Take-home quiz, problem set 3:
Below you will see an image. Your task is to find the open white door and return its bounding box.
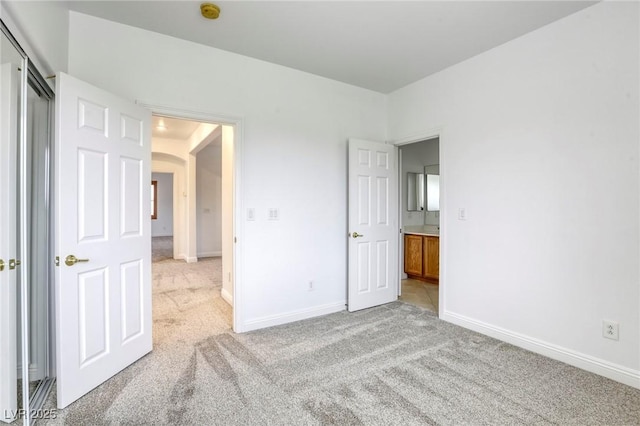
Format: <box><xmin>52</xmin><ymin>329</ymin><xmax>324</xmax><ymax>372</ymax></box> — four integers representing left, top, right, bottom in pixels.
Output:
<box><xmin>0</xmin><ymin>63</ymin><xmax>19</xmax><ymax>423</ymax></box>
<box><xmin>55</xmin><ymin>73</ymin><xmax>152</xmax><ymax>408</ymax></box>
<box><xmin>347</xmin><ymin>138</ymin><xmax>398</xmax><ymax>312</ymax></box>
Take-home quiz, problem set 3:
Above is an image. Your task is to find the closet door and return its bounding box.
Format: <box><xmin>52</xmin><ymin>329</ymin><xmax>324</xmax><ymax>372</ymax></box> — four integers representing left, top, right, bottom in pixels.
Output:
<box><xmin>0</xmin><ymin>39</ymin><xmax>22</xmax><ymax>423</ymax></box>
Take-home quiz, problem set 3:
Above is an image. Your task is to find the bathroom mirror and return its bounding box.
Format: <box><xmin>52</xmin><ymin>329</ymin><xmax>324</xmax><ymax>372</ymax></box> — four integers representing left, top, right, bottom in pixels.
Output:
<box><xmin>424</xmin><ymin>164</ymin><xmax>440</xmax><ymax>212</ymax></box>
<box><xmin>407</xmin><ymin>172</ymin><xmax>425</xmax><ymax>211</ymax></box>
<box><xmin>426</xmin><ymin>174</ymin><xmax>440</xmax><ymax>211</ymax></box>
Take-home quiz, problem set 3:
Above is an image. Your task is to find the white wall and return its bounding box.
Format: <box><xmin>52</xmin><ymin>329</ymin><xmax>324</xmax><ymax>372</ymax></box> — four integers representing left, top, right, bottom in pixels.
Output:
<box><xmin>196</xmin><ymin>142</ymin><xmax>222</xmax><ymax>257</ymax></box>
<box><xmin>151</xmin><ymin>172</ymin><xmax>173</xmax><ymax>237</ymax></box>
<box><xmin>67</xmin><ymin>12</ymin><xmax>387</xmax><ymax>329</ymax></box>
<box><xmin>389</xmin><ymin>2</ymin><xmax>639</xmax><ymax>387</ymax></box>
<box><xmin>401</xmin><ymin>138</ymin><xmax>439</xmax><ymax>227</ymax></box>
<box><xmin>1</xmin><ymin>1</ymin><xmax>69</xmax><ymax>85</ymax></box>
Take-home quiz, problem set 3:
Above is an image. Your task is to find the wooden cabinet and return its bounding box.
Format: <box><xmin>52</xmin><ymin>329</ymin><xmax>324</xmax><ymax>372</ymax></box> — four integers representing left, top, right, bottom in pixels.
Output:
<box><xmin>404</xmin><ymin>234</ymin><xmax>423</xmax><ymax>276</ymax></box>
<box><xmin>423</xmin><ymin>236</ymin><xmax>440</xmax><ymax>280</ymax></box>
<box><xmin>404</xmin><ymin>234</ymin><xmax>439</xmax><ymax>283</ymax></box>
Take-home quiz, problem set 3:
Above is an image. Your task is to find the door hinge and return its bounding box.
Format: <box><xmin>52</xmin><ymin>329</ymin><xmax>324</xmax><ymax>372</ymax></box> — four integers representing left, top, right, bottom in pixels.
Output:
<box><xmin>234</xmin><ymin>237</ymin><xmax>237</xmax><ymax>243</ymax></box>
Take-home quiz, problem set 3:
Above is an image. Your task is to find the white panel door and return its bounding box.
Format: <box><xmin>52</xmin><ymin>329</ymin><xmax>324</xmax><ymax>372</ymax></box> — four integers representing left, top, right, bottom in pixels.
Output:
<box><xmin>55</xmin><ymin>73</ymin><xmax>152</xmax><ymax>409</ymax></box>
<box><xmin>347</xmin><ymin>138</ymin><xmax>398</xmax><ymax>312</ymax></box>
<box><xmin>0</xmin><ymin>63</ymin><xmax>19</xmax><ymax>423</ymax></box>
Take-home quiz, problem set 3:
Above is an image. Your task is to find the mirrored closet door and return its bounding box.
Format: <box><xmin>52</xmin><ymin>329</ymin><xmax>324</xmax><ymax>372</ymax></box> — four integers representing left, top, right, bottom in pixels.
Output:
<box><xmin>1</xmin><ymin>20</ymin><xmax>54</xmax><ymax>426</ymax></box>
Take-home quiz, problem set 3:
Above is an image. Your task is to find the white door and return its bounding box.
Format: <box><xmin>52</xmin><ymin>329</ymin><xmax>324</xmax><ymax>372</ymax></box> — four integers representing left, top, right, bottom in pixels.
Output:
<box><xmin>347</xmin><ymin>138</ymin><xmax>399</xmax><ymax>312</ymax></box>
<box><xmin>0</xmin><ymin>63</ymin><xmax>19</xmax><ymax>423</ymax></box>
<box><xmin>55</xmin><ymin>73</ymin><xmax>152</xmax><ymax>408</ymax></box>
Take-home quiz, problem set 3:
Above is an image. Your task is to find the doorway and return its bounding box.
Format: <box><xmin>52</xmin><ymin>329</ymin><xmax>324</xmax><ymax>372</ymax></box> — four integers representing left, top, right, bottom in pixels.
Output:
<box><xmin>151</xmin><ymin>172</ymin><xmax>174</xmax><ymax>262</ymax></box>
<box><xmin>397</xmin><ymin>136</ymin><xmax>441</xmax><ymax>315</ymax></box>
<box><xmin>149</xmin><ymin>112</ymin><xmax>236</xmax><ymax>326</ymax></box>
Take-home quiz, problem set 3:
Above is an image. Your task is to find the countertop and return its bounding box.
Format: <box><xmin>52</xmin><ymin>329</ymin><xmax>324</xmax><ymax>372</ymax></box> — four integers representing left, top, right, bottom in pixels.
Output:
<box><xmin>403</xmin><ymin>225</ymin><xmax>440</xmax><ymax>237</ymax></box>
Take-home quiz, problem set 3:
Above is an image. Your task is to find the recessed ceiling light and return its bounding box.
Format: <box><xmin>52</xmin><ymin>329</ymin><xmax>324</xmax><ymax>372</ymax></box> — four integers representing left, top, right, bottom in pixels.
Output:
<box><xmin>200</xmin><ymin>3</ymin><xmax>220</xmax><ymax>20</ymax></box>
<box><xmin>156</xmin><ymin>119</ymin><xmax>167</xmax><ymax>131</ymax></box>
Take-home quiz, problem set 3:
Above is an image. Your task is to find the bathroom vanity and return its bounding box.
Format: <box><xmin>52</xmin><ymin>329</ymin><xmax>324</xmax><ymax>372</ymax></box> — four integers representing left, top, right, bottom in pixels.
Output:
<box><xmin>404</xmin><ymin>227</ymin><xmax>439</xmax><ymax>283</ymax></box>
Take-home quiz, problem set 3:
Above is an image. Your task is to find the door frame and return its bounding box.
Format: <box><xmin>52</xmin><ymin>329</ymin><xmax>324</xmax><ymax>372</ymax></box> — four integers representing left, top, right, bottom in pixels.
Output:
<box><xmin>139</xmin><ymin>102</ymin><xmax>244</xmax><ymax>333</ymax></box>
<box><xmin>391</xmin><ymin>129</ymin><xmax>445</xmax><ymax>316</ymax></box>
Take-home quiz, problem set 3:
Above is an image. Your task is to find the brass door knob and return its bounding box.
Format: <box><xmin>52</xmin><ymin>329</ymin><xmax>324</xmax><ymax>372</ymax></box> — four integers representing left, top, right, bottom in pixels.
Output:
<box><xmin>351</xmin><ymin>232</ymin><xmax>364</xmax><ymax>238</ymax></box>
<box><xmin>0</xmin><ymin>259</ymin><xmax>4</xmax><ymax>272</ymax></box>
<box><xmin>65</xmin><ymin>255</ymin><xmax>90</xmax><ymax>266</ymax></box>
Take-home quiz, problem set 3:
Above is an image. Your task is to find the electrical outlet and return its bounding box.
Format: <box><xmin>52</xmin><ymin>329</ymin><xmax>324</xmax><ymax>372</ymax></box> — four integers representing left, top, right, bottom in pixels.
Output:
<box><xmin>602</xmin><ymin>320</ymin><xmax>619</xmax><ymax>341</ymax></box>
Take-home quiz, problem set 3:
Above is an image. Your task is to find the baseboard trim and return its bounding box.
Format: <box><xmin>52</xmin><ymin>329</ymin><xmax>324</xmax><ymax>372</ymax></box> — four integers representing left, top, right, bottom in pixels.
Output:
<box><xmin>198</xmin><ymin>251</ymin><xmax>222</xmax><ymax>258</ymax></box>
<box><xmin>242</xmin><ymin>301</ymin><xmax>346</xmax><ymax>332</ymax></box>
<box><xmin>16</xmin><ymin>364</ymin><xmax>43</xmax><ymax>380</ymax></box>
<box><xmin>441</xmin><ymin>310</ymin><xmax>640</xmax><ymax>389</ymax></box>
<box><xmin>221</xmin><ymin>287</ymin><xmax>233</xmax><ymax>306</ymax></box>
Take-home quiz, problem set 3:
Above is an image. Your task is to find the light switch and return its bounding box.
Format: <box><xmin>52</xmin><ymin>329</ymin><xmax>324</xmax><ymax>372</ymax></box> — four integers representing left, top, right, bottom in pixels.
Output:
<box><xmin>247</xmin><ymin>208</ymin><xmax>255</xmax><ymax>221</ymax></box>
<box><xmin>268</xmin><ymin>208</ymin><xmax>279</xmax><ymax>221</ymax></box>
<box><xmin>458</xmin><ymin>208</ymin><xmax>466</xmax><ymax>220</ymax></box>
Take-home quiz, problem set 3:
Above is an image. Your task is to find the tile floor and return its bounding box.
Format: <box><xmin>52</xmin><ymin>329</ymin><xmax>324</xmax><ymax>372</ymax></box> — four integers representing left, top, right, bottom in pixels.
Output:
<box><xmin>398</xmin><ymin>278</ymin><xmax>439</xmax><ymax>314</ymax></box>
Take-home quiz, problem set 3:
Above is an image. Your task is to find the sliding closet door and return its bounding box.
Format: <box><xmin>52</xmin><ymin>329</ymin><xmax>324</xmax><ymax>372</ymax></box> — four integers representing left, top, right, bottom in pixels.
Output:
<box><xmin>0</xmin><ymin>30</ymin><xmax>23</xmax><ymax>424</ymax></box>
<box><xmin>22</xmin><ymin>71</ymin><xmax>54</xmax><ymax>414</ymax></box>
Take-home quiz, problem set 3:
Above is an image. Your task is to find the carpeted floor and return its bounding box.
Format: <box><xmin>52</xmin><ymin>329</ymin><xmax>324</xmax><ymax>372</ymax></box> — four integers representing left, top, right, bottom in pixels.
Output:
<box><xmin>152</xmin><ymin>236</ymin><xmax>175</xmax><ymax>263</ymax></box>
<box><xmin>39</xmin><ymin>242</ymin><xmax>640</xmax><ymax>425</ymax></box>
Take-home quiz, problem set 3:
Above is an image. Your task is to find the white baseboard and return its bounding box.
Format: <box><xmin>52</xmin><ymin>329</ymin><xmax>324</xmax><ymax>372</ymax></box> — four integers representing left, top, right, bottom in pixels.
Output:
<box><xmin>241</xmin><ymin>301</ymin><xmax>346</xmax><ymax>332</ymax></box>
<box><xmin>16</xmin><ymin>364</ymin><xmax>43</xmax><ymax>380</ymax></box>
<box><xmin>197</xmin><ymin>251</ymin><xmax>222</xmax><ymax>258</ymax></box>
<box><xmin>441</xmin><ymin>310</ymin><xmax>640</xmax><ymax>389</ymax></box>
<box><xmin>173</xmin><ymin>254</ymin><xmax>198</xmax><ymax>263</ymax></box>
<box><xmin>221</xmin><ymin>287</ymin><xmax>232</xmax><ymax>306</ymax></box>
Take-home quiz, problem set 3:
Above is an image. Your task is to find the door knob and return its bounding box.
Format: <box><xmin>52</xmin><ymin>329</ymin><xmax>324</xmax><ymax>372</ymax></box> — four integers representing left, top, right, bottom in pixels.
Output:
<box><xmin>0</xmin><ymin>259</ymin><xmax>4</xmax><ymax>272</ymax></box>
<box><xmin>351</xmin><ymin>232</ymin><xmax>364</xmax><ymax>238</ymax></box>
<box><xmin>65</xmin><ymin>255</ymin><xmax>89</xmax><ymax>266</ymax></box>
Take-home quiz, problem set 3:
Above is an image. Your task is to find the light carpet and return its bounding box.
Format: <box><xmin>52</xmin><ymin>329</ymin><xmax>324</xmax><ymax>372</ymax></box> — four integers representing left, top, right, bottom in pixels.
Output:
<box><xmin>40</xmin><ymin>255</ymin><xmax>640</xmax><ymax>425</ymax></box>
<box><xmin>151</xmin><ymin>236</ymin><xmax>174</xmax><ymax>263</ymax></box>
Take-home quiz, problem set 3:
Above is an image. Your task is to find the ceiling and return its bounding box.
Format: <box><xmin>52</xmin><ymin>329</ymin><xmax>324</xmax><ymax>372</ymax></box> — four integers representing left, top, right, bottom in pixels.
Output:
<box><xmin>65</xmin><ymin>1</ymin><xmax>598</xmax><ymax>93</ymax></box>
<box><xmin>152</xmin><ymin>115</ymin><xmax>202</xmax><ymax>139</ymax></box>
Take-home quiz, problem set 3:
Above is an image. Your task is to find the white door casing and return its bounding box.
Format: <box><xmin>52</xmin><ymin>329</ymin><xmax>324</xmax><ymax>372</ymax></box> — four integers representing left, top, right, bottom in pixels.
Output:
<box><xmin>0</xmin><ymin>63</ymin><xmax>19</xmax><ymax>423</ymax></box>
<box><xmin>55</xmin><ymin>73</ymin><xmax>152</xmax><ymax>409</ymax></box>
<box><xmin>347</xmin><ymin>138</ymin><xmax>399</xmax><ymax>312</ymax></box>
